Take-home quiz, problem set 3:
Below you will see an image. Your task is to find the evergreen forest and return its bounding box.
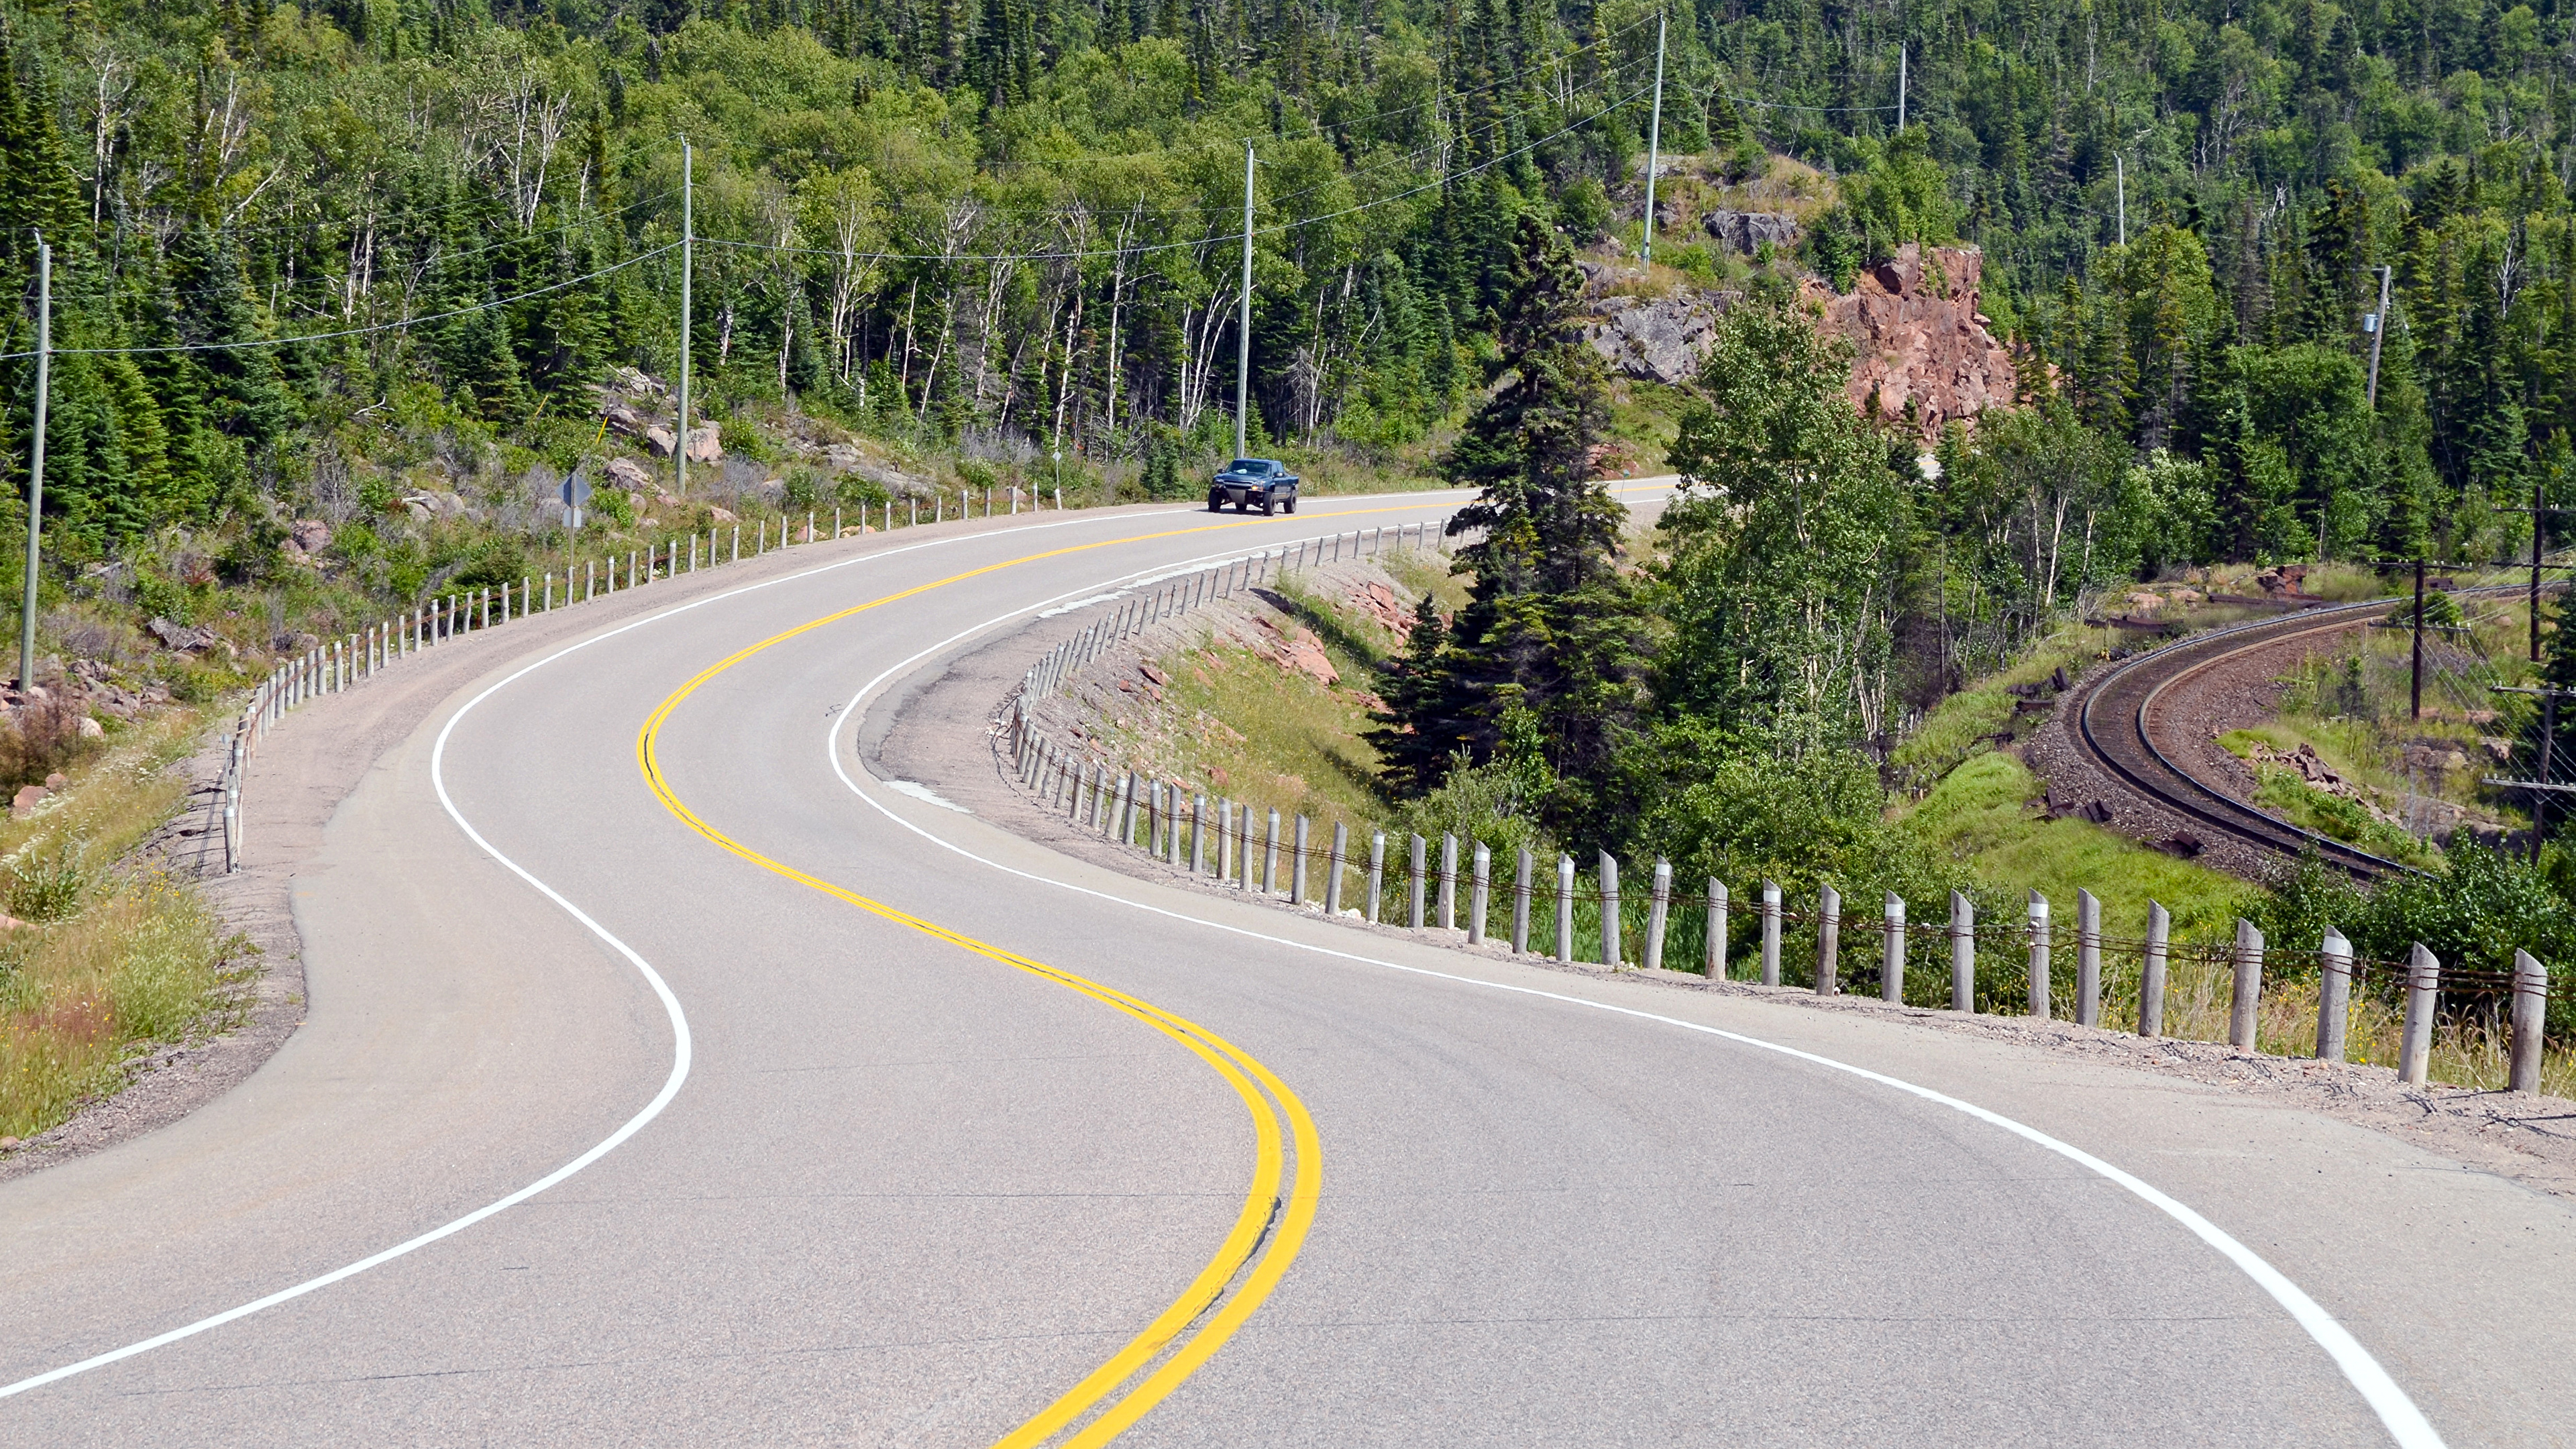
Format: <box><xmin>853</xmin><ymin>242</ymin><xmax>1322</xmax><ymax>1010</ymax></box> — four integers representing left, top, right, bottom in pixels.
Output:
<box><xmin>3</xmin><ymin>0</ymin><xmax>2576</xmax><ymax>951</ymax></box>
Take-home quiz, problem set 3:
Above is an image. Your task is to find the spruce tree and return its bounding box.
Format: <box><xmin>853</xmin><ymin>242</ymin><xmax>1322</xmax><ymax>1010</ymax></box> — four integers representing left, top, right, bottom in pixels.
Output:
<box><xmin>1368</xmin><ymin>211</ymin><xmax>1645</xmax><ymax>812</ymax></box>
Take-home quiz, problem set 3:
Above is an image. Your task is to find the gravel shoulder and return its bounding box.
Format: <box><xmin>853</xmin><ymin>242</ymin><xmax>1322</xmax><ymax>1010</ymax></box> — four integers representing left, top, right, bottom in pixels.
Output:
<box><xmin>0</xmin><ymin>519</ymin><xmax>1030</xmax><ymax>1184</ymax></box>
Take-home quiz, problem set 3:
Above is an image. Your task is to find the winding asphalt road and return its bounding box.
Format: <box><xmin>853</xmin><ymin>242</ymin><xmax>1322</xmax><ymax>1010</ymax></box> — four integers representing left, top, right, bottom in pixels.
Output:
<box><xmin>3</xmin><ymin>488</ymin><xmax>2573</xmax><ymax>1445</ymax></box>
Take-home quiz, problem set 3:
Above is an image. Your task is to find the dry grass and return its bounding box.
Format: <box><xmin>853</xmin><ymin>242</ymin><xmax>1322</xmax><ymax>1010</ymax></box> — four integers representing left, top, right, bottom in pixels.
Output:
<box><xmin>2061</xmin><ymin>947</ymin><xmax>2576</xmax><ymax>1093</ymax></box>
<box><xmin>0</xmin><ymin>710</ymin><xmax>254</xmax><ymax>1140</ymax></box>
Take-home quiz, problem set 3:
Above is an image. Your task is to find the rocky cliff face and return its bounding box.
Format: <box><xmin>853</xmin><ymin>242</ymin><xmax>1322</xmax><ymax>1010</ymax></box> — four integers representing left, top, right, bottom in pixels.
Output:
<box><xmin>1802</xmin><ymin>244</ymin><xmax>2021</xmax><ymax>439</ymax></box>
<box><xmin>1585</xmin><ymin>290</ymin><xmax>1728</xmax><ymax>386</ymax></box>
<box><xmin>1580</xmin><ymin>243</ymin><xmax>2022</xmax><ymax>439</ymax></box>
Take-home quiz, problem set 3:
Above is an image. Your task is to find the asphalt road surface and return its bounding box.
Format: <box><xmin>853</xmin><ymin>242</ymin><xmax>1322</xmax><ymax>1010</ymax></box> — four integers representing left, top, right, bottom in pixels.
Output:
<box><xmin>3</xmin><ymin>486</ymin><xmax>2571</xmax><ymax>1446</ymax></box>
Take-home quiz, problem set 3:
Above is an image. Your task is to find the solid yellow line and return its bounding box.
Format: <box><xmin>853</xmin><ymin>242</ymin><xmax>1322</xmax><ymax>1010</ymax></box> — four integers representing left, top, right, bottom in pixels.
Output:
<box><xmin>631</xmin><ymin>515</ymin><xmax>1338</xmax><ymax>1444</ymax></box>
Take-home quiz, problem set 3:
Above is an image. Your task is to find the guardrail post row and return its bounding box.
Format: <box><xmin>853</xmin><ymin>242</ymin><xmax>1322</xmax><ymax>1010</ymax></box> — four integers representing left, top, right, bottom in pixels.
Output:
<box><xmin>1554</xmin><ymin>855</ymin><xmax>1574</xmax><ymax>964</ymax></box>
<box><xmin>1645</xmin><ymin>859</ymin><xmax>1670</xmax><ymax>972</ymax></box>
<box><xmin>1326</xmin><ymin>821</ymin><xmax>1346</xmax><ymax>914</ymax></box>
<box><xmin>2139</xmin><ymin>900</ymin><xmax>2170</xmax><ymax>1036</ymax></box>
<box><xmin>1293</xmin><ymin>814</ymin><xmax>1310</xmax><ymax>903</ymax></box>
<box><xmin>1470</xmin><ymin>843</ymin><xmax>1493</xmax><ymax>945</ymax></box>
<box><xmin>1600</xmin><ymin>853</ymin><xmax>1622</xmax><ymax>967</ymax></box>
<box><xmin>1408</xmin><ymin>834</ymin><xmax>1427</xmax><ymax>928</ymax></box>
<box><xmin>1815</xmin><ymin>882</ymin><xmax>1839</xmax><ymax>996</ymax></box>
<box><xmin>2511</xmin><ymin>949</ymin><xmax>2548</xmax><ymax>1093</ymax></box>
<box><xmin>1707</xmin><ymin>878</ymin><xmax>1728</xmax><ymax>980</ymax></box>
<box><xmin>2027</xmin><ymin>891</ymin><xmax>2052</xmax><ymax>1020</ymax></box>
<box><xmin>2076</xmin><ymin>888</ymin><xmax>2102</xmax><ymax>1027</ymax></box>
<box><xmin>2228</xmin><ymin>918</ymin><xmax>2264</xmax><ymax>1049</ymax></box>
<box><xmin>1882</xmin><ymin>892</ymin><xmax>1905</xmax><ymax>1003</ymax></box>
<box><xmin>1367</xmin><ymin>830</ymin><xmax>1385</xmax><ymax>922</ymax></box>
<box><xmin>1438</xmin><ymin>833</ymin><xmax>1458</xmax><ymax>930</ymax></box>
<box><xmin>1265</xmin><ymin>809</ymin><xmax>1281</xmax><ymax>895</ymax></box>
<box><xmin>2399</xmin><ymin>944</ymin><xmax>2440</xmax><ymax>1085</ymax></box>
<box><xmin>1760</xmin><ymin>881</ymin><xmax>1782</xmax><ymax>987</ymax></box>
<box><xmin>2316</xmin><ymin>926</ymin><xmax>2353</xmax><ymax>1061</ymax></box>
<box><xmin>1193</xmin><ymin>794</ymin><xmax>1209</xmax><ymax>874</ymax></box>
<box><xmin>1950</xmin><ymin>890</ymin><xmax>1975</xmax><ymax>1010</ymax></box>
<box><xmin>1513</xmin><ymin>846</ymin><xmax>1532</xmax><ymax>953</ymax></box>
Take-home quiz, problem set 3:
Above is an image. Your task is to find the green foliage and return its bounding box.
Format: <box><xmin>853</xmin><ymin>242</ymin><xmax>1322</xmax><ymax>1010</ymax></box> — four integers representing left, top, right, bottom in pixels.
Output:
<box><xmin>2255</xmin><ymin>849</ymin><xmax>2576</xmax><ymax>1030</ymax></box>
<box><xmin>1660</xmin><ymin>294</ymin><xmax>1902</xmax><ymax>744</ymax></box>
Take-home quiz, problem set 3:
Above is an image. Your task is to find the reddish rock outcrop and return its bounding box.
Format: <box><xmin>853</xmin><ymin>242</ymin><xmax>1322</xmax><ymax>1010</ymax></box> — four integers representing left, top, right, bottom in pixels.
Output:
<box><xmin>1802</xmin><ymin>244</ymin><xmax>2021</xmax><ymax>440</ymax></box>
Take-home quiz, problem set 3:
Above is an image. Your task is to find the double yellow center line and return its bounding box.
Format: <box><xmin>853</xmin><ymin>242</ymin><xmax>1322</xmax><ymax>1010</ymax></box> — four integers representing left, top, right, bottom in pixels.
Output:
<box><xmin>633</xmin><ymin>516</ymin><xmax>1333</xmax><ymax>1443</ymax></box>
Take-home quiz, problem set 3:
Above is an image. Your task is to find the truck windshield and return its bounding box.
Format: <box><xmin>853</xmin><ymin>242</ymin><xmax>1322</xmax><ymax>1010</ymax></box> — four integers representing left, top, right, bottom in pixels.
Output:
<box><xmin>1228</xmin><ymin>459</ymin><xmax>1268</xmax><ymax>474</ymax></box>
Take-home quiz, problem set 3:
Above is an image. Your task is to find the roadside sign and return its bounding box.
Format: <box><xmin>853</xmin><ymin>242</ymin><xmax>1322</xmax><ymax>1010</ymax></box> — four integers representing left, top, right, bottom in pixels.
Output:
<box><xmin>563</xmin><ymin>468</ymin><xmax>592</xmax><ymax>531</ymax></box>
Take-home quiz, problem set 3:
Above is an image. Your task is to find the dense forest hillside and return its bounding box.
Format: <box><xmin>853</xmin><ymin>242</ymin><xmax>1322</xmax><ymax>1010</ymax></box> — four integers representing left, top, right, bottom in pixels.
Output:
<box><xmin>0</xmin><ymin>0</ymin><xmax>2567</xmax><ymax>731</ymax></box>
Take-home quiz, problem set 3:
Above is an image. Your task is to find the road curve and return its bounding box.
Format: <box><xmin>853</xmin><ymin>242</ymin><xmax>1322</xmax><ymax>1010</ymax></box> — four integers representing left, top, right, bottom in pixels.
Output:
<box><xmin>1</xmin><ymin>492</ymin><xmax>2572</xmax><ymax>1444</ymax></box>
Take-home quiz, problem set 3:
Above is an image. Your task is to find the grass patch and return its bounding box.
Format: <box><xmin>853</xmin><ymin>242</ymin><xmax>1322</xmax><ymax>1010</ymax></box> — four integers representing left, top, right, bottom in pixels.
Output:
<box><xmin>1904</xmin><ymin>752</ymin><xmax>2252</xmax><ymax>941</ymax></box>
<box><xmin>0</xmin><ymin>710</ymin><xmax>256</xmax><ymax>1141</ymax></box>
<box><xmin>1133</xmin><ymin>629</ymin><xmax>1389</xmax><ymax>837</ymax></box>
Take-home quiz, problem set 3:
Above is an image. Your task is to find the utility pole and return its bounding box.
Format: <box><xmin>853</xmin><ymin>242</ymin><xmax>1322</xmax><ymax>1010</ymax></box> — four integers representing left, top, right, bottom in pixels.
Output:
<box><xmin>1236</xmin><ymin>142</ymin><xmax>1254</xmax><ymax>461</ymax></box>
<box><xmin>1897</xmin><ymin>44</ymin><xmax>1907</xmax><ymax>131</ymax></box>
<box><xmin>2492</xmin><ymin>486</ymin><xmax>2576</xmax><ymax>661</ymax></box>
<box><xmin>2489</xmin><ymin>686</ymin><xmax>2575</xmax><ymax>860</ymax></box>
<box><xmin>18</xmin><ymin>235</ymin><xmax>48</xmax><ymax>693</ymax></box>
<box><xmin>678</xmin><ymin>138</ymin><xmax>694</xmax><ymax>496</ymax></box>
<box><xmin>1641</xmin><ymin>12</ymin><xmax>1666</xmax><ymax>265</ymax></box>
<box><xmin>2114</xmin><ymin>154</ymin><xmax>2126</xmax><ymax>246</ymax></box>
<box><xmin>2365</xmin><ymin>264</ymin><xmax>2392</xmax><ymax>407</ymax></box>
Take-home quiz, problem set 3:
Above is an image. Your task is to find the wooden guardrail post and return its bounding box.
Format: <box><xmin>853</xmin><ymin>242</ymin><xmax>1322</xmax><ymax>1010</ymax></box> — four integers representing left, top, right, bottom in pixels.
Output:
<box><xmin>1292</xmin><ymin>814</ymin><xmax>1310</xmax><ymax>902</ymax></box>
<box><xmin>1706</xmin><ymin>879</ymin><xmax>1729</xmax><ymax>981</ymax></box>
<box><xmin>1949</xmin><ymin>891</ymin><xmax>1974</xmax><ymax>1011</ymax></box>
<box><xmin>1555</xmin><ymin>854</ymin><xmax>1574</xmax><ymax>963</ymax></box>
<box><xmin>1470</xmin><ymin>843</ymin><xmax>1492</xmax><ymax>945</ymax></box>
<box><xmin>1326</xmin><ymin>821</ymin><xmax>1346</xmax><ymax>914</ymax></box>
<box><xmin>1882</xmin><ymin>892</ymin><xmax>1905</xmax><ymax>1003</ymax></box>
<box><xmin>1816</xmin><ymin>882</ymin><xmax>1840</xmax><ymax>996</ymax></box>
<box><xmin>1193</xmin><ymin>794</ymin><xmax>1209</xmax><ymax>873</ymax></box>
<box><xmin>2512</xmin><ymin>949</ymin><xmax>2548</xmax><ymax>1093</ymax></box>
<box><xmin>1367</xmin><ymin>830</ymin><xmax>1386</xmax><ymax>922</ymax></box>
<box><xmin>1438</xmin><ymin>833</ymin><xmax>1458</xmax><ymax>930</ymax></box>
<box><xmin>2400</xmin><ymin>944</ymin><xmax>2439</xmax><ymax>1085</ymax></box>
<box><xmin>1600</xmin><ymin>853</ymin><xmax>1622</xmax><ymax>967</ymax></box>
<box><xmin>2229</xmin><ymin>918</ymin><xmax>2265</xmax><ymax>1049</ymax></box>
<box><xmin>2140</xmin><ymin>902</ymin><xmax>2169</xmax><ymax>1037</ymax></box>
<box><xmin>1645</xmin><ymin>859</ymin><xmax>1671</xmax><ymax>972</ymax></box>
<box><xmin>2076</xmin><ymin>888</ymin><xmax>2102</xmax><ymax>1027</ymax></box>
<box><xmin>1513</xmin><ymin>847</ymin><xmax>1532</xmax><ymax>953</ymax></box>
<box><xmin>2316</xmin><ymin>926</ymin><xmax>2352</xmax><ymax>1062</ymax></box>
<box><xmin>1408</xmin><ymin>833</ymin><xmax>1427</xmax><ymax>928</ymax></box>
<box><xmin>1760</xmin><ymin>880</ymin><xmax>1782</xmax><ymax>987</ymax></box>
<box><xmin>2027</xmin><ymin>891</ymin><xmax>2051</xmax><ymax>1020</ymax></box>
<box><xmin>1265</xmin><ymin>808</ymin><xmax>1281</xmax><ymax>895</ymax></box>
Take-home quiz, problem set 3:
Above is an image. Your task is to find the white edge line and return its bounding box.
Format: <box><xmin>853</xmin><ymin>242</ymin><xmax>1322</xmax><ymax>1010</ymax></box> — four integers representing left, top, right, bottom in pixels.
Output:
<box><xmin>811</xmin><ymin>525</ymin><xmax>2445</xmax><ymax>1449</ymax></box>
<box><xmin>0</xmin><ymin>484</ymin><xmax>1656</xmax><ymax>1400</ymax></box>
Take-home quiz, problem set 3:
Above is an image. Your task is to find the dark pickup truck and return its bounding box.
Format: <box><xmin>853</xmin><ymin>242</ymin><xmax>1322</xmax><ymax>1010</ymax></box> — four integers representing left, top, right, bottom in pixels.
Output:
<box><xmin>1208</xmin><ymin>458</ymin><xmax>1299</xmax><ymax>515</ymax></box>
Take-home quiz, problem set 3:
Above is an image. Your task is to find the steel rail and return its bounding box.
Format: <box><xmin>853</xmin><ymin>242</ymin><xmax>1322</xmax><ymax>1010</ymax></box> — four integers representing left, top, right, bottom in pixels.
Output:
<box><xmin>2068</xmin><ymin>592</ymin><xmax>2520</xmax><ymax>879</ymax></box>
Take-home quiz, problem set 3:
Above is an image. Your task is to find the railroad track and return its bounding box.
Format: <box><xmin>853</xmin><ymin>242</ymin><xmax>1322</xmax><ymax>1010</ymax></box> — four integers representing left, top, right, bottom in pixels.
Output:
<box><xmin>2070</xmin><ymin>594</ymin><xmax>2471</xmax><ymax>879</ymax></box>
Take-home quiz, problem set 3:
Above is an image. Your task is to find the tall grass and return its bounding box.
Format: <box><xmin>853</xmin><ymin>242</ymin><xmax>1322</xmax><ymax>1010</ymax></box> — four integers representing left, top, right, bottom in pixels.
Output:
<box><xmin>0</xmin><ymin>710</ymin><xmax>254</xmax><ymax>1141</ymax></box>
